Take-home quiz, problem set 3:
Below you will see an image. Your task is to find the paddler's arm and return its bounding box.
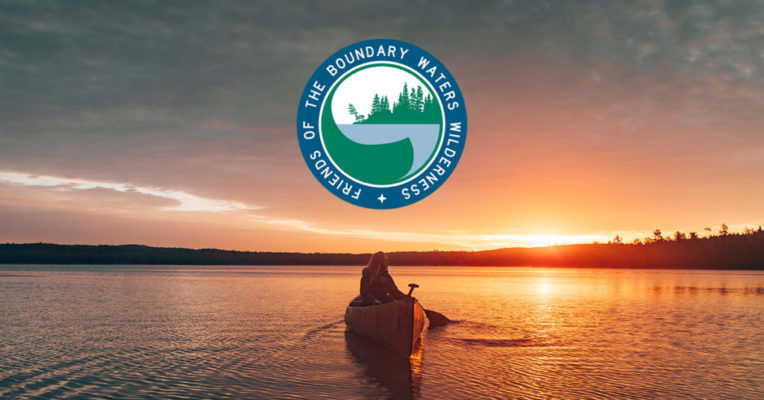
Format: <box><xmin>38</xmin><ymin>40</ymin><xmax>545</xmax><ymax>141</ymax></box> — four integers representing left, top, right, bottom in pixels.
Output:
<box><xmin>382</xmin><ymin>271</ymin><xmax>409</xmax><ymax>299</ymax></box>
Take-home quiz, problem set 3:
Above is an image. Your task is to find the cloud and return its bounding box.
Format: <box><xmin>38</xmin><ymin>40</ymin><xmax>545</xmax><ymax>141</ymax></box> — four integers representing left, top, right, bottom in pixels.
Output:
<box><xmin>6</xmin><ymin>169</ymin><xmax>759</xmax><ymax>250</ymax></box>
<box><xmin>3</xmin><ymin>1</ymin><xmax>762</xmax><ymax>135</ymax></box>
<box><xmin>0</xmin><ymin>169</ymin><xmax>631</xmax><ymax>249</ymax></box>
<box><xmin>253</xmin><ymin>215</ymin><xmax>620</xmax><ymax>249</ymax></box>
<box><xmin>0</xmin><ymin>171</ymin><xmax>258</xmax><ymax>212</ymax></box>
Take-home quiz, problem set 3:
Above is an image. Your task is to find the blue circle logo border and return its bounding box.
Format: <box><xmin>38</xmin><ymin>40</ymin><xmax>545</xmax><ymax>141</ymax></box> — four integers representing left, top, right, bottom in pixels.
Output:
<box><xmin>297</xmin><ymin>39</ymin><xmax>467</xmax><ymax>209</ymax></box>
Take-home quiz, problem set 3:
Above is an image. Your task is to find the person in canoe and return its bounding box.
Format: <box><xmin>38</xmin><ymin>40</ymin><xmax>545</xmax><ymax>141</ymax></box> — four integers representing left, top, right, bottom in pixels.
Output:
<box><xmin>359</xmin><ymin>251</ymin><xmax>409</xmax><ymax>305</ymax></box>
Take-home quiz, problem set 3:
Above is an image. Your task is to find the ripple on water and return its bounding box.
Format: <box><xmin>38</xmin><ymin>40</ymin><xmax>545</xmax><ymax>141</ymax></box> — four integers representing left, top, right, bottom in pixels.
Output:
<box><xmin>1</xmin><ymin>266</ymin><xmax>762</xmax><ymax>399</ymax></box>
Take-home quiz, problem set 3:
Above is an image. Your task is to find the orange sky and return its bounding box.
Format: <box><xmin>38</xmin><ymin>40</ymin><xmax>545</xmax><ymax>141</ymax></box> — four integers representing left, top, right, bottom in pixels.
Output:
<box><xmin>2</xmin><ymin>3</ymin><xmax>763</xmax><ymax>252</ymax></box>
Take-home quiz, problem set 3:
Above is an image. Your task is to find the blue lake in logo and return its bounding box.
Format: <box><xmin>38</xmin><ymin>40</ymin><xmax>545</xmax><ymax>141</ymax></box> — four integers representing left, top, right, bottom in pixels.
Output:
<box><xmin>335</xmin><ymin>124</ymin><xmax>440</xmax><ymax>179</ymax></box>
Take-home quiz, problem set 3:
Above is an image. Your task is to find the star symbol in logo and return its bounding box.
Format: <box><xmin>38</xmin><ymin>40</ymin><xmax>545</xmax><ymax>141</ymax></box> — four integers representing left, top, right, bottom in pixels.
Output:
<box><xmin>377</xmin><ymin>193</ymin><xmax>387</xmax><ymax>203</ymax></box>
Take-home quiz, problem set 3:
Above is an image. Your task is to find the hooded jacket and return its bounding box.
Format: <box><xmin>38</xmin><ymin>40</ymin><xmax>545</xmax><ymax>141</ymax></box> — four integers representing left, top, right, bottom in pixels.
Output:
<box><xmin>360</xmin><ymin>251</ymin><xmax>407</xmax><ymax>304</ymax></box>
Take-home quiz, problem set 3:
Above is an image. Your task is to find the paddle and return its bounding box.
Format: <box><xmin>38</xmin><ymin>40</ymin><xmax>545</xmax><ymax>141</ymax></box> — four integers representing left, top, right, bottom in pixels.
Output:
<box><xmin>424</xmin><ymin>309</ymin><xmax>450</xmax><ymax>328</ymax></box>
<box><xmin>408</xmin><ymin>283</ymin><xmax>450</xmax><ymax>329</ymax></box>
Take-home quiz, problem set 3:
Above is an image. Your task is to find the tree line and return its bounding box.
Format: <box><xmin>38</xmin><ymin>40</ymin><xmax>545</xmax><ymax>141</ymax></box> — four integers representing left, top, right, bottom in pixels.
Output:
<box><xmin>1</xmin><ymin>226</ymin><xmax>762</xmax><ymax>269</ymax></box>
<box><xmin>609</xmin><ymin>223</ymin><xmax>760</xmax><ymax>245</ymax></box>
<box><xmin>348</xmin><ymin>82</ymin><xmax>440</xmax><ymax>124</ymax></box>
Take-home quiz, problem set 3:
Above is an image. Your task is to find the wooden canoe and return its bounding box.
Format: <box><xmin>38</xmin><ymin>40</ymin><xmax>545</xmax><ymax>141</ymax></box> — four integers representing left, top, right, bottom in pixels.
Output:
<box><xmin>344</xmin><ymin>297</ymin><xmax>425</xmax><ymax>358</ymax></box>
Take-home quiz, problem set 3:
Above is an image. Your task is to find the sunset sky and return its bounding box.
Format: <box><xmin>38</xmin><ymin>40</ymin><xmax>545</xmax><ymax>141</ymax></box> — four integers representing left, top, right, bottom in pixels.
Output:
<box><xmin>2</xmin><ymin>1</ymin><xmax>763</xmax><ymax>252</ymax></box>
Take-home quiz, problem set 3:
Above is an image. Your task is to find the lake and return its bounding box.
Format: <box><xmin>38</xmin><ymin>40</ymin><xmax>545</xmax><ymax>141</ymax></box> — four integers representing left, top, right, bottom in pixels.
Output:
<box><xmin>1</xmin><ymin>265</ymin><xmax>762</xmax><ymax>399</ymax></box>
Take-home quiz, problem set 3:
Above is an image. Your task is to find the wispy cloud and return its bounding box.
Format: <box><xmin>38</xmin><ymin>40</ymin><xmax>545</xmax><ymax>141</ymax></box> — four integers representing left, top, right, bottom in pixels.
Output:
<box><xmin>0</xmin><ymin>170</ymin><xmax>621</xmax><ymax>249</ymax></box>
<box><xmin>1</xmin><ymin>168</ymin><xmax>663</xmax><ymax>250</ymax></box>
<box><xmin>0</xmin><ymin>171</ymin><xmax>258</xmax><ymax>212</ymax></box>
<box><xmin>253</xmin><ymin>215</ymin><xmax>619</xmax><ymax>249</ymax></box>
<box><xmin>5</xmin><ymin>170</ymin><xmax>752</xmax><ymax>250</ymax></box>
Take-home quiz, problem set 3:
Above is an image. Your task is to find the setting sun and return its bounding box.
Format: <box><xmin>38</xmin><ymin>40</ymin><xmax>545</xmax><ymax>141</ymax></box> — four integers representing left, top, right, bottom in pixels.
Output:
<box><xmin>480</xmin><ymin>233</ymin><xmax>608</xmax><ymax>248</ymax></box>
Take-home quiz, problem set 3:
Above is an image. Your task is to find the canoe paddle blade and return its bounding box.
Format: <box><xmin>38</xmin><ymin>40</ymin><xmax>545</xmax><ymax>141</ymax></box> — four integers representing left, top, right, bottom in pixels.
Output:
<box><xmin>424</xmin><ymin>309</ymin><xmax>450</xmax><ymax>329</ymax></box>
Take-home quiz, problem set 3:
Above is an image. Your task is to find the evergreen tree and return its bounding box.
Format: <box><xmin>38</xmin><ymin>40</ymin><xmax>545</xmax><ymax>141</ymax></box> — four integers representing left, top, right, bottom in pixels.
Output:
<box><xmin>400</xmin><ymin>83</ymin><xmax>409</xmax><ymax>110</ymax></box>
<box><xmin>423</xmin><ymin>93</ymin><xmax>439</xmax><ymax>120</ymax></box>
<box><xmin>371</xmin><ymin>94</ymin><xmax>381</xmax><ymax>114</ymax></box>
<box><xmin>348</xmin><ymin>103</ymin><xmax>362</xmax><ymax>122</ymax></box>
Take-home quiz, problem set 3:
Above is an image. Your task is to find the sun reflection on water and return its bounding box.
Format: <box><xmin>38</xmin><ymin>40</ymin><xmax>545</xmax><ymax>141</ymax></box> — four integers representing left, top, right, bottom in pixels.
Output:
<box><xmin>540</xmin><ymin>282</ymin><xmax>550</xmax><ymax>295</ymax></box>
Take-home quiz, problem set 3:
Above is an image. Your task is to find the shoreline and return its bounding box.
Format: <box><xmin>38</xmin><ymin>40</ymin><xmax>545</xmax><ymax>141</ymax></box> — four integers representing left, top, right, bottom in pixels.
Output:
<box><xmin>2</xmin><ymin>235</ymin><xmax>763</xmax><ymax>269</ymax></box>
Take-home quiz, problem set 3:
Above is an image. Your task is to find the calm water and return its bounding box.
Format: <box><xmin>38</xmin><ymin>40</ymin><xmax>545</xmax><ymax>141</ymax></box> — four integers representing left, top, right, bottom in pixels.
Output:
<box><xmin>1</xmin><ymin>265</ymin><xmax>763</xmax><ymax>399</ymax></box>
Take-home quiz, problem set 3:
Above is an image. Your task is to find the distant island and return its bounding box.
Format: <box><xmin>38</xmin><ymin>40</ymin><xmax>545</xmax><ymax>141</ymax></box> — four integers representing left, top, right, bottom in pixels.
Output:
<box><xmin>1</xmin><ymin>227</ymin><xmax>763</xmax><ymax>269</ymax></box>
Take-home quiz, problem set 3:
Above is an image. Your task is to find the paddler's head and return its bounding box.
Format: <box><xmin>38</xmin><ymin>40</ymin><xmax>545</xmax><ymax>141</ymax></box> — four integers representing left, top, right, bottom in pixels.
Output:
<box><xmin>366</xmin><ymin>251</ymin><xmax>388</xmax><ymax>278</ymax></box>
<box><xmin>379</xmin><ymin>253</ymin><xmax>389</xmax><ymax>273</ymax></box>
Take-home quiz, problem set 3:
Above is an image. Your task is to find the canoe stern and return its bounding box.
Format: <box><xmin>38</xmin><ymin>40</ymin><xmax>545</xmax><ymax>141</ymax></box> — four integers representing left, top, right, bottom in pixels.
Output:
<box><xmin>345</xmin><ymin>297</ymin><xmax>425</xmax><ymax>357</ymax></box>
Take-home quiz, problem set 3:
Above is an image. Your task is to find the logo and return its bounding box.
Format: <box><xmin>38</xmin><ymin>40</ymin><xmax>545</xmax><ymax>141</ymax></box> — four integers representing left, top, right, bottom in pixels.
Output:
<box><xmin>297</xmin><ymin>39</ymin><xmax>467</xmax><ymax>209</ymax></box>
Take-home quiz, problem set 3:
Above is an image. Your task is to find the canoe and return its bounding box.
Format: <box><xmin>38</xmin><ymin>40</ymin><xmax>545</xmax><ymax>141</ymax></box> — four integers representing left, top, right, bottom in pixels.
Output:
<box><xmin>344</xmin><ymin>296</ymin><xmax>425</xmax><ymax>358</ymax></box>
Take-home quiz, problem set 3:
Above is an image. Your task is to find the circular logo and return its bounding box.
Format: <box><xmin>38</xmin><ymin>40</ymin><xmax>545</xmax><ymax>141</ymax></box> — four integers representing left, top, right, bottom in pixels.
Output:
<box><xmin>297</xmin><ymin>39</ymin><xmax>467</xmax><ymax>209</ymax></box>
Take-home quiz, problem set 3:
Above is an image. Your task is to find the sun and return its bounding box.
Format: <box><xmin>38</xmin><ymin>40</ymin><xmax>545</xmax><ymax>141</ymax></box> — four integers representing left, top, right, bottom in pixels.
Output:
<box><xmin>479</xmin><ymin>233</ymin><xmax>607</xmax><ymax>248</ymax></box>
<box><xmin>523</xmin><ymin>234</ymin><xmax>578</xmax><ymax>247</ymax></box>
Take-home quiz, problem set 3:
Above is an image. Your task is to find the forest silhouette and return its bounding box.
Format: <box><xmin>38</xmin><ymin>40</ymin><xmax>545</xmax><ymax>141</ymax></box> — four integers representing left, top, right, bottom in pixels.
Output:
<box><xmin>348</xmin><ymin>82</ymin><xmax>440</xmax><ymax>124</ymax></box>
<box><xmin>2</xmin><ymin>226</ymin><xmax>762</xmax><ymax>269</ymax></box>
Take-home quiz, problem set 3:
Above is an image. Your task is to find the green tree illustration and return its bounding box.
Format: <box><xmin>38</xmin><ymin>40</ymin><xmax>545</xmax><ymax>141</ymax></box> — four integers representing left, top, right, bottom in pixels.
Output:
<box><xmin>415</xmin><ymin>86</ymin><xmax>424</xmax><ymax>112</ymax></box>
<box><xmin>380</xmin><ymin>96</ymin><xmax>390</xmax><ymax>117</ymax></box>
<box><xmin>348</xmin><ymin>103</ymin><xmax>363</xmax><ymax>123</ymax></box>
<box><xmin>371</xmin><ymin>94</ymin><xmax>381</xmax><ymax>114</ymax></box>
<box><xmin>350</xmin><ymin>83</ymin><xmax>441</xmax><ymax>124</ymax></box>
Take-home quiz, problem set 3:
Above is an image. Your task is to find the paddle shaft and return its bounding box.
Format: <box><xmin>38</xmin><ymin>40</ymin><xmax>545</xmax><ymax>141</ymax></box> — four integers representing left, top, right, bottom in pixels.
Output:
<box><xmin>407</xmin><ymin>283</ymin><xmax>419</xmax><ymax>296</ymax></box>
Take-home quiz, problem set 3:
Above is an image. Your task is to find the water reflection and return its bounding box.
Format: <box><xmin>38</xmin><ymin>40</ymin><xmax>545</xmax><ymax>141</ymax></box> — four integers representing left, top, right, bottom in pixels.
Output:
<box><xmin>2</xmin><ymin>266</ymin><xmax>762</xmax><ymax>399</ymax></box>
<box><xmin>345</xmin><ymin>331</ymin><xmax>423</xmax><ymax>400</ymax></box>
